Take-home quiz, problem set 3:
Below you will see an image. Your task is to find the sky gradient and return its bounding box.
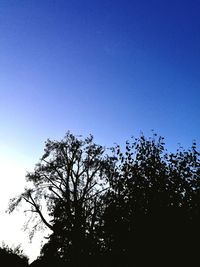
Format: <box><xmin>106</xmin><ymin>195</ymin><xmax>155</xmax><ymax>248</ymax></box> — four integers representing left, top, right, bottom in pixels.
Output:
<box><xmin>0</xmin><ymin>0</ymin><xmax>200</xmax><ymax>261</ymax></box>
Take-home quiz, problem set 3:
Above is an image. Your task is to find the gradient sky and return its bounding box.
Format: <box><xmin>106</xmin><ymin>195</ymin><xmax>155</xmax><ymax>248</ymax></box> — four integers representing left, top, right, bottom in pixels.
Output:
<box><xmin>0</xmin><ymin>0</ymin><xmax>200</xmax><ymax>261</ymax></box>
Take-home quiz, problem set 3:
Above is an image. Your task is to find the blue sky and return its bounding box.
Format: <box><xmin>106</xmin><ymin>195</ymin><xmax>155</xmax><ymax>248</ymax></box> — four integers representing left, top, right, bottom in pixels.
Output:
<box><xmin>1</xmin><ymin>0</ymin><xmax>200</xmax><ymax>153</ymax></box>
<box><xmin>0</xmin><ymin>0</ymin><xmax>200</xmax><ymax>260</ymax></box>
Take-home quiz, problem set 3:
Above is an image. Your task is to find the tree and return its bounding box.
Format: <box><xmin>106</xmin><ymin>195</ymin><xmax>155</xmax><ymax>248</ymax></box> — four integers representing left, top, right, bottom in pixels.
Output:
<box><xmin>102</xmin><ymin>134</ymin><xmax>200</xmax><ymax>265</ymax></box>
<box><xmin>8</xmin><ymin>132</ymin><xmax>111</xmax><ymax>266</ymax></box>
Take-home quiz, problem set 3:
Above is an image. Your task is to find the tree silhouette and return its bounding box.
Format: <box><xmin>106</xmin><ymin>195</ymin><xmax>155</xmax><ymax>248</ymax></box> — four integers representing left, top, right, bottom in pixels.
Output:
<box><xmin>102</xmin><ymin>134</ymin><xmax>200</xmax><ymax>265</ymax></box>
<box><xmin>8</xmin><ymin>132</ymin><xmax>200</xmax><ymax>266</ymax></box>
<box><xmin>8</xmin><ymin>132</ymin><xmax>111</xmax><ymax>266</ymax></box>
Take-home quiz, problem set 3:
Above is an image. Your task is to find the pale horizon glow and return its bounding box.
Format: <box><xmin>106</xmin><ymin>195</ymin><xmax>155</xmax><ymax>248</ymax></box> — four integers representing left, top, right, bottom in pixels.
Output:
<box><xmin>0</xmin><ymin>145</ymin><xmax>48</xmax><ymax>263</ymax></box>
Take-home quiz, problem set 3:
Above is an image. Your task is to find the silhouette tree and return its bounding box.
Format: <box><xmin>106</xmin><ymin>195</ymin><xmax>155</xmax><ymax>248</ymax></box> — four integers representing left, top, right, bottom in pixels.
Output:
<box><xmin>8</xmin><ymin>132</ymin><xmax>111</xmax><ymax>266</ymax></box>
<box><xmin>102</xmin><ymin>134</ymin><xmax>200</xmax><ymax>266</ymax></box>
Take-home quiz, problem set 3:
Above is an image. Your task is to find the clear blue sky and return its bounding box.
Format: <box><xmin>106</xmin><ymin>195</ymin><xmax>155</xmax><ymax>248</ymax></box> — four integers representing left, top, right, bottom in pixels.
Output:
<box><xmin>0</xmin><ymin>0</ymin><xmax>200</xmax><ymax>260</ymax></box>
<box><xmin>1</xmin><ymin>0</ymin><xmax>200</xmax><ymax>153</ymax></box>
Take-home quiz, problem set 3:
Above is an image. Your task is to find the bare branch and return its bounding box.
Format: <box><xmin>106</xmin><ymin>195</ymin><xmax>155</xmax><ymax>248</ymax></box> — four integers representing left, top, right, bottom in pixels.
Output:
<box><xmin>26</xmin><ymin>193</ymin><xmax>53</xmax><ymax>231</ymax></box>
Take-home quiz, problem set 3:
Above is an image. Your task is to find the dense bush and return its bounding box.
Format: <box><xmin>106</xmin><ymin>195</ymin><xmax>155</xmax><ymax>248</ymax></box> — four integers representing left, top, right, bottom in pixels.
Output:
<box><xmin>0</xmin><ymin>244</ymin><xmax>28</xmax><ymax>267</ymax></box>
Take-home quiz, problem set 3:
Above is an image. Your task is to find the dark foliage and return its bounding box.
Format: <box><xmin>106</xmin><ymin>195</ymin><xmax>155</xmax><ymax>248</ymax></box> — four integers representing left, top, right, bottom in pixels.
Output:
<box><xmin>9</xmin><ymin>132</ymin><xmax>200</xmax><ymax>266</ymax></box>
<box><xmin>0</xmin><ymin>244</ymin><xmax>28</xmax><ymax>267</ymax></box>
<box><xmin>102</xmin><ymin>134</ymin><xmax>200</xmax><ymax>266</ymax></box>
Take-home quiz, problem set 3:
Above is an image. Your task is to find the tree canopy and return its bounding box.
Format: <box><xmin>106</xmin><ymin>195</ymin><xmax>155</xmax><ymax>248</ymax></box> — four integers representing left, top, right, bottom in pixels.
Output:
<box><xmin>8</xmin><ymin>132</ymin><xmax>200</xmax><ymax>266</ymax></box>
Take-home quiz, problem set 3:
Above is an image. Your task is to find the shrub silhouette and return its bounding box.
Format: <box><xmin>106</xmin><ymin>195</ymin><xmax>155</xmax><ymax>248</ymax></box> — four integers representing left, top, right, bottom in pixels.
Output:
<box><xmin>0</xmin><ymin>244</ymin><xmax>28</xmax><ymax>267</ymax></box>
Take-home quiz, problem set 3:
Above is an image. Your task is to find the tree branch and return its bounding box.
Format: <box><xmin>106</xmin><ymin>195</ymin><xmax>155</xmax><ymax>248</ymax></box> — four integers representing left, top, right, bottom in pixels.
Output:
<box><xmin>24</xmin><ymin>193</ymin><xmax>53</xmax><ymax>231</ymax></box>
